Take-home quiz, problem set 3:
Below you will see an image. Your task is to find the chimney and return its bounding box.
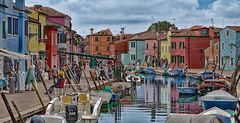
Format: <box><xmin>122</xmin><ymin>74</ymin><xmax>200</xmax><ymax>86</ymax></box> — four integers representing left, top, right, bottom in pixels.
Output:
<box><xmin>90</xmin><ymin>28</ymin><xmax>94</xmax><ymax>34</ymax></box>
<box><xmin>16</xmin><ymin>0</ymin><xmax>25</xmax><ymax>9</ymax></box>
<box><xmin>120</xmin><ymin>27</ymin><xmax>125</xmax><ymax>34</ymax></box>
<box><xmin>34</xmin><ymin>5</ymin><xmax>42</xmax><ymax>10</ymax></box>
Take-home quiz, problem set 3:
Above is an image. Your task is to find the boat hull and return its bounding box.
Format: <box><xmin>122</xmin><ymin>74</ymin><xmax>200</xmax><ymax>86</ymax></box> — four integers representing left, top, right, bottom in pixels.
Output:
<box><xmin>177</xmin><ymin>87</ymin><xmax>198</xmax><ymax>95</ymax></box>
<box><xmin>202</xmin><ymin>100</ymin><xmax>237</xmax><ymax>110</ymax></box>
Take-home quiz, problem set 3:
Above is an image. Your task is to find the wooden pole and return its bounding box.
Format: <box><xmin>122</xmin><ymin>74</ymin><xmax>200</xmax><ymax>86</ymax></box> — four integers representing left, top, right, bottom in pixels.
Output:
<box><xmin>11</xmin><ymin>101</ymin><xmax>24</xmax><ymax>123</ymax></box>
<box><xmin>81</xmin><ymin>67</ymin><xmax>91</xmax><ymax>91</ymax></box>
<box><xmin>32</xmin><ymin>81</ymin><xmax>45</xmax><ymax>110</ymax></box>
<box><xmin>89</xmin><ymin>71</ymin><xmax>99</xmax><ymax>90</ymax></box>
<box><xmin>64</xmin><ymin>70</ymin><xmax>77</xmax><ymax>93</ymax></box>
<box><xmin>40</xmin><ymin>74</ymin><xmax>52</xmax><ymax>101</ymax></box>
<box><xmin>1</xmin><ymin>92</ymin><xmax>16</xmax><ymax>122</ymax></box>
<box><xmin>95</xmin><ymin>69</ymin><xmax>105</xmax><ymax>89</ymax></box>
<box><xmin>221</xmin><ymin>62</ymin><xmax>226</xmax><ymax>76</ymax></box>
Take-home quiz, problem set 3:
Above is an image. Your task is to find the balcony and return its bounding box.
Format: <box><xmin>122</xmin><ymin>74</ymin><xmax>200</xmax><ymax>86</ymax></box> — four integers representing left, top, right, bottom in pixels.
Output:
<box><xmin>58</xmin><ymin>43</ymin><xmax>68</xmax><ymax>49</ymax></box>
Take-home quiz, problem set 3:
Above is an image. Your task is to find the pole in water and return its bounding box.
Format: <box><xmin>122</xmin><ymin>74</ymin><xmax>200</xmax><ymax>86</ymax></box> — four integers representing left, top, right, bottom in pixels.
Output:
<box><xmin>40</xmin><ymin>74</ymin><xmax>52</xmax><ymax>101</ymax></box>
<box><xmin>32</xmin><ymin>81</ymin><xmax>45</xmax><ymax>111</ymax></box>
<box><xmin>1</xmin><ymin>92</ymin><xmax>16</xmax><ymax>122</ymax></box>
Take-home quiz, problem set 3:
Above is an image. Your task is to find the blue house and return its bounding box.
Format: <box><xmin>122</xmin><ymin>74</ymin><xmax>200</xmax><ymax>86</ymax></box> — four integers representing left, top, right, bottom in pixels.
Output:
<box><xmin>220</xmin><ymin>26</ymin><xmax>240</xmax><ymax>70</ymax></box>
<box><xmin>0</xmin><ymin>0</ymin><xmax>28</xmax><ymax>72</ymax></box>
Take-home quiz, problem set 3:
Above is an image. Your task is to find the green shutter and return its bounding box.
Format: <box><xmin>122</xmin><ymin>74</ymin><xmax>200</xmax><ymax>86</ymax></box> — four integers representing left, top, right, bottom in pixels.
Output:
<box><xmin>2</xmin><ymin>21</ymin><xmax>6</xmax><ymax>39</ymax></box>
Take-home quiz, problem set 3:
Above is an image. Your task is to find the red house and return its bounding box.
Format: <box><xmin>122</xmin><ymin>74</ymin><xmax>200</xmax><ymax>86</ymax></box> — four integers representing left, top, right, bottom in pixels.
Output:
<box><xmin>170</xmin><ymin>26</ymin><xmax>211</xmax><ymax>69</ymax></box>
<box><xmin>109</xmin><ymin>32</ymin><xmax>133</xmax><ymax>63</ymax></box>
<box><xmin>46</xmin><ymin>20</ymin><xmax>58</xmax><ymax>69</ymax></box>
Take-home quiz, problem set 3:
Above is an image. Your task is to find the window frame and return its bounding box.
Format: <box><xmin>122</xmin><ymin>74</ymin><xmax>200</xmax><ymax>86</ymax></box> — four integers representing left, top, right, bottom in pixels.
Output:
<box><xmin>131</xmin><ymin>42</ymin><xmax>135</xmax><ymax>48</ymax></box>
<box><xmin>2</xmin><ymin>20</ymin><xmax>6</xmax><ymax>39</ymax></box>
<box><xmin>13</xmin><ymin>17</ymin><xmax>18</xmax><ymax>35</ymax></box>
<box><xmin>7</xmin><ymin>16</ymin><xmax>12</xmax><ymax>35</ymax></box>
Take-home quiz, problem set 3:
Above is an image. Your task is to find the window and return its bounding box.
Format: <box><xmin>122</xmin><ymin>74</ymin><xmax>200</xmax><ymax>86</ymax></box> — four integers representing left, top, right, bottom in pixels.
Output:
<box><xmin>226</xmin><ymin>30</ymin><xmax>229</xmax><ymax>36</ymax></box>
<box><xmin>230</xmin><ymin>45</ymin><xmax>233</xmax><ymax>50</ymax></box>
<box><xmin>107</xmin><ymin>37</ymin><xmax>111</xmax><ymax>41</ymax></box>
<box><xmin>215</xmin><ymin>44</ymin><xmax>218</xmax><ymax>49</ymax></box>
<box><xmin>201</xmin><ymin>29</ymin><xmax>208</xmax><ymax>35</ymax></box>
<box><xmin>24</xmin><ymin>20</ymin><xmax>28</xmax><ymax>36</ymax></box>
<box><xmin>36</xmin><ymin>28</ymin><xmax>38</xmax><ymax>41</ymax></box>
<box><xmin>215</xmin><ymin>56</ymin><xmax>219</xmax><ymax>63</ymax></box>
<box><xmin>171</xmin><ymin>56</ymin><xmax>176</xmax><ymax>63</ymax></box>
<box><xmin>13</xmin><ymin>18</ymin><xmax>18</xmax><ymax>35</ymax></box>
<box><xmin>180</xmin><ymin>56</ymin><xmax>184</xmax><ymax>63</ymax></box>
<box><xmin>171</xmin><ymin>42</ymin><xmax>176</xmax><ymax>49</ymax></box>
<box><xmin>146</xmin><ymin>43</ymin><xmax>148</xmax><ymax>49</ymax></box>
<box><xmin>107</xmin><ymin>46</ymin><xmax>109</xmax><ymax>51</ymax></box>
<box><xmin>7</xmin><ymin>17</ymin><xmax>12</xmax><ymax>34</ymax></box>
<box><xmin>95</xmin><ymin>46</ymin><xmax>99</xmax><ymax>51</ymax></box>
<box><xmin>131</xmin><ymin>42</ymin><xmax>135</xmax><ymax>48</ymax></box>
<box><xmin>153</xmin><ymin>43</ymin><xmax>156</xmax><ymax>49</ymax></box>
<box><xmin>131</xmin><ymin>54</ymin><xmax>136</xmax><ymax>60</ymax></box>
<box><xmin>222</xmin><ymin>58</ymin><xmax>224</xmax><ymax>66</ymax></box>
<box><xmin>95</xmin><ymin>37</ymin><xmax>98</xmax><ymax>41</ymax></box>
<box><xmin>222</xmin><ymin>43</ymin><xmax>224</xmax><ymax>49</ymax></box>
<box><xmin>51</xmin><ymin>32</ymin><xmax>54</xmax><ymax>45</ymax></box>
<box><xmin>179</xmin><ymin>42</ymin><xmax>184</xmax><ymax>49</ymax></box>
<box><xmin>2</xmin><ymin>21</ymin><xmax>6</xmax><ymax>38</ymax></box>
<box><xmin>231</xmin><ymin>58</ymin><xmax>234</xmax><ymax>66</ymax></box>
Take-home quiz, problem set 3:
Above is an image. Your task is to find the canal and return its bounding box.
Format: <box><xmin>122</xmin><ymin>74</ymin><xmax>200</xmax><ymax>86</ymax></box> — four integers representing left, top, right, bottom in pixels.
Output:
<box><xmin>99</xmin><ymin>76</ymin><xmax>203</xmax><ymax>123</ymax></box>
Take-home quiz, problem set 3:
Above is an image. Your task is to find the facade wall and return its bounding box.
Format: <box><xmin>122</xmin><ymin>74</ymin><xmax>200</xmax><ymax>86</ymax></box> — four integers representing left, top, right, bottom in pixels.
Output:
<box><xmin>48</xmin><ymin>17</ymin><xmax>64</xmax><ymax>26</ymax></box>
<box><xmin>160</xmin><ymin>39</ymin><xmax>170</xmax><ymax>61</ymax></box>
<box><xmin>128</xmin><ymin>40</ymin><xmax>145</xmax><ymax>64</ymax></box>
<box><xmin>220</xmin><ymin>28</ymin><xmax>238</xmax><ymax>70</ymax></box>
<box><xmin>46</xmin><ymin>27</ymin><xmax>58</xmax><ymax>69</ymax></box>
<box><xmin>89</xmin><ymin>35</ymin><xmax>112</xmax><ymax>56</ymax></box>
<box><xmin>0</xmin><ymin>2</ymin><xmax>7</xmax><ymax>49</ymax></box>
<box><xmin>144</xmin><ymin>39</ymin><xmax>159</xmax><ymax>58</ymax></box>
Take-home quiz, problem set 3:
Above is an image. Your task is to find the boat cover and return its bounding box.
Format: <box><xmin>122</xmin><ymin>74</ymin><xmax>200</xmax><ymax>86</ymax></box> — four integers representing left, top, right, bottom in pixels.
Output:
<box><xmin>199</xmin><ymin>106</ymin><xmax>231</xmax><ymax>117</ymax></box>
<box><xmin>165</xmin><ymin>114</ymin><xmax>229</xmax><ymax>123</ymax></box>
<box><xmin>199</xmin><ymin>90</ymin><xmax>237</xmax><ymax>101</ymax></box>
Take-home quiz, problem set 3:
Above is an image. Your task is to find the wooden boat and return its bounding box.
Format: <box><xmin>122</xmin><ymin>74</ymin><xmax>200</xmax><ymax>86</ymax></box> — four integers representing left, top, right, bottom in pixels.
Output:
<box><xmin>177</xmin><ymin>87</ymin><xmax>198</xmax><ymax>95</ymax></box>
<box><xmin>199</xmin><ymin>90</ymin><xmax>238</xmax><ymax>110</ymax></box>
<box><xmin>199</xmin><ymin>79</ymin><xmax>228</xmax><ymax>95</ymax></box>
<box><xmin>125</xmin><ymin>75</ymin><xmax>141</xmax><ymax>83</ymax></box>
<box><xmin>27</xmin><ymin>93</ymin><xmax>103</xmax><ymax>123</ymax></box>
<box><xmin>177</xmin><ymin>95</ymin><xmax>198</xmax><ymax>104</ymax></box>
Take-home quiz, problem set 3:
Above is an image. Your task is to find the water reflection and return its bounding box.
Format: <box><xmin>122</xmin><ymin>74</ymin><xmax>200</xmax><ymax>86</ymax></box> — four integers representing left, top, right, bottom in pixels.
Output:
<box><xmin>99</xmin><ymin>76</ymin><xmax>202</xmax><ymax>123</ymax></box>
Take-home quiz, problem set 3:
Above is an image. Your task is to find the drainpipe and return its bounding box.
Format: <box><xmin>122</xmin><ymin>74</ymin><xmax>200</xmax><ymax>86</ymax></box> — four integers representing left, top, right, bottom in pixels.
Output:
<box><xmin>188</xmin><ymin>37</ymin><xmax>190</xmax><ymax>69</ymax></box>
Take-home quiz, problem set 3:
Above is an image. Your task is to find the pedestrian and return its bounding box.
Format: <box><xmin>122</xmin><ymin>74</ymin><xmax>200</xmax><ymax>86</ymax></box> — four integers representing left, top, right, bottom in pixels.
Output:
<box><xmin>54</xmin><ymin>71</ymin><xmax>65</xmax><ymax>95</ymax></box>
<box><xmin>25</xmin><ymin>64</ymin><xmax>37</xmax><ymax>91</ymax></box>
<box><xmin>52</xmin><ymin>65</ymin><xmax>58</xmax><ymax>84</ymax></box>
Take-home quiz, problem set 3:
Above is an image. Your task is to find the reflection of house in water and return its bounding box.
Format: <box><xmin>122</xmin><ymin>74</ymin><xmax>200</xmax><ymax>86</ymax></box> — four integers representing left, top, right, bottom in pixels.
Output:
<box><xmin>170</xmin><ymin>78</ymin><xmax>202</xmax><ymax>114</ymax></box>
<box><xmin>144</xmin><ymin>76</ymin><xmax>171</xmax><ymax>113</ymax></box>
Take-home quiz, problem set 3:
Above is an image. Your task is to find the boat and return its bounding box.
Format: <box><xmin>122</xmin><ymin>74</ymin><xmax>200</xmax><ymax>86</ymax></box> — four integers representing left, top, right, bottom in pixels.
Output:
<box><xmin>177</xmin><ymin>95</ymin><xmax>198</xmax><ymax>104</ymax></box>
<box><xmin>199</xmin><ymin>107</ymin><xmax>234</xmax><ymax>123</ymax></box>
<box><xmin>199</xmin><ymin>79</ymin><xmax>228</xmax><ymax>95</ymax></box>
<box><xmin>165</xmin><ymin>113</ymin><xmax>231</xmax><ymax>123</ymax></box>
<box><xmin>199</xmin><ymin>71</ymin><xmax>221</xmax><ymax>80</ymax></box>
<box><xmin>126</xmin><ymin>75</ymin><xmax>141</xmax><ymax>83</ymax></box>
<box><xmin>27</xmin><ymin>92</ymin><xmax>103</xmax><ymax>123</ymax></box>
<box><xmin>177</xmin><ymin>87</ymin><xmax>198</xmax><ymax>95</ymax></box>
<box><xmin>199</xmin><ymin>90</ymin><xmax>238</xmax><ymax>110</ymax></box>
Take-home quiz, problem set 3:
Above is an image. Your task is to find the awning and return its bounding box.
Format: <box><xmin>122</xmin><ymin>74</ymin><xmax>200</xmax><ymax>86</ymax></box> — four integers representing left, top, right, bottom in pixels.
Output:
<box><xmin>0</xmin><ymin>48</ymin><xmax>30</xmax><ymax>59</ymax></box>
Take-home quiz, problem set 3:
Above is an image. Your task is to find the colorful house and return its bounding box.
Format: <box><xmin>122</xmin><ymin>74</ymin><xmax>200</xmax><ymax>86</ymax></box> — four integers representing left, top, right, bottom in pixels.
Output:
<box><xmin>204</xmin><ymin>27</ymin><xmax>221</xmax><ymax>69</ymax></box>
<box><xmin>220</xmin><ymin>26</ymin><xmax>240</xmax><ymax>70</ymax></box>
<box><xmin>109</xmin><ymin>32</ymin><xmax>133</xmax><ymax>63</ymax></box>
<box><xmin>160</xmin><ymin>31</ymin><xmax>172</xmax><ymax>62</ymax></box>
<box><xmin>126</xmin><ymin>32</ymin><xmax>147</xmax><ymax>65</ymax></box>
<box><xmin>170</xmin><ymin>26</ymin><xmax>211</xmax><ymax>69</ymax></box>
<box><xmin>46</xmin><ymin>20</ymin><xmax>58</xmax><ymax>69</ymax></box>
<box><xmin>27</xmin><ymin>7</ymin><xmax>47</xmax><ymax>66</ymax></box>
<box><xmin>0</xmin><ymin>0</ymin><xmax>28</xmax><ymax>71</ymax></box>
<box><xmin>87</xmin><ymin>28</ymin><xmax>113</xmax><ymax>56</ymax></box>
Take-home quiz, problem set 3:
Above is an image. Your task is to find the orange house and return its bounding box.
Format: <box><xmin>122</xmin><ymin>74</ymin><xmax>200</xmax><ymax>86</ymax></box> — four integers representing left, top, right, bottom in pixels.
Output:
<box><xmin>87</xmin><ymin>29</ymin><xmax>113</xmax><ymax>56</ymax></box>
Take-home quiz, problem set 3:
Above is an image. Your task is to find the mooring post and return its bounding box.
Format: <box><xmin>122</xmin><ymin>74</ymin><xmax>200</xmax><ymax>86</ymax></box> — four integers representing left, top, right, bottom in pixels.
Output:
<box><xmin>1</xmin><ymin>92</ymin><xmax>16</xmax><ymax>122</ymax></box>
<box><xmin>32</xmin><ymin>81</ymin><xmax>45</xmax><ymax>111</ymax></box>
<box><xmin>89</xmin><ymin>71</ymin><xmax>99</xmax><ymax>90</ymax></box>
<box><xmin>40</xmin><ymin>74</ymin><xmax>52</xmax><ymax>101</ymax></box>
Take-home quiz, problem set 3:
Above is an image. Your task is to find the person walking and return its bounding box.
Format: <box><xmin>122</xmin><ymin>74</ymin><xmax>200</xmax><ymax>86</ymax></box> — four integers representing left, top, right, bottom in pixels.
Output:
<box><xmin>52</xmin><ymin>65</ymin><xmax>58</xmax><ymax>84</ymax></box>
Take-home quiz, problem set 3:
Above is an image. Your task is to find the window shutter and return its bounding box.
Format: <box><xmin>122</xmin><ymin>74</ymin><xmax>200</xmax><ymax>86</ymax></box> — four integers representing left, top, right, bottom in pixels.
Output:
<box><xmin>2</xmin><ymin>21</ymin><xmax>6</xmax><ymax>38</ymax></box>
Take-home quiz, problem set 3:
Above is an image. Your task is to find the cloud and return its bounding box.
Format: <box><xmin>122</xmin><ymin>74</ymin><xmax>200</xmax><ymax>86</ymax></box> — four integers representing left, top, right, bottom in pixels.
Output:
<box><xmin>26</xmin><ymin>0</ymin><xmax>240</xmax><ymax>36</ymax></box>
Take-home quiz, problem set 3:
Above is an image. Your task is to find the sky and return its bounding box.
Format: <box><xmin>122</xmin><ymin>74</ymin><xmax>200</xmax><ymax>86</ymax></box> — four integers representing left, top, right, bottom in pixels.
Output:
<box><xmin>25</xmin><ymin>0</ymin><xmax>240</xmax><ymax>36</ymax></box>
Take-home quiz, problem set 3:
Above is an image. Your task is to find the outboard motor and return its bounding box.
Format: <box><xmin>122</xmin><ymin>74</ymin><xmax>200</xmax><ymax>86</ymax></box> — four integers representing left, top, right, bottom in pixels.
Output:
<box><xmin>30</xmin><ymin>115</ymin><xmax>45</xmax><ymax>123</ymax></box>
<box><xmin>66</xmin><ymin>105</ymin><xmax>78</xmax><ymax>123</ymax></box>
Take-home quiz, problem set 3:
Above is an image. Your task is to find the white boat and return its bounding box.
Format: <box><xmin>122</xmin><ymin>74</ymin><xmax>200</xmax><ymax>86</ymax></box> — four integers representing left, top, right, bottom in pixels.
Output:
<box><xmin>27</xmin><ymin>93</ymin><xmax>102</xmax><ymax>123</ymax></box>
<box><xmin>126</xmin><ymin>75</ymin><xmax>141</xmax><ymax>83</ymax></box>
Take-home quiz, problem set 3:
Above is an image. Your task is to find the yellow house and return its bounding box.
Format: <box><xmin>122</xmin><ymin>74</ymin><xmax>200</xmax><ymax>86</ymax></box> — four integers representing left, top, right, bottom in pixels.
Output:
<box><xmin>28</xmin><ymin>8</ymin><xmax>47</xmax><ymax>65</ymax></box>
<box><xmin>160</xmin><ymin>31</ymin><xmax>171</xmax><ymax>61</ymax></box>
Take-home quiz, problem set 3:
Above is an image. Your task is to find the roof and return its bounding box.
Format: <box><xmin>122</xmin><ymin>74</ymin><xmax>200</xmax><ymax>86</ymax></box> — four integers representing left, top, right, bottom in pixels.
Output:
<box><xmin>91</xmin><ymin>29</ymin><xmax>113</xmax><ymax>36</ymax></box>
<box><xmin>190</xmin><ymin>25</ymin><xmax>206</xmax><ymax>30</ymax></box>
<box><xmin>227</xmin><ymin>26</ymin><xmax>240</xmax><ymax>32</ymax></box>
<box><xmin>31</xmin><ymin>6</ymin><xmax>71</xmax><ymax>19</ymax></box>
<box><xmin>46</xmin><ymin>20</ymin><xmax>60</xmax><ymax>28</ymax></box>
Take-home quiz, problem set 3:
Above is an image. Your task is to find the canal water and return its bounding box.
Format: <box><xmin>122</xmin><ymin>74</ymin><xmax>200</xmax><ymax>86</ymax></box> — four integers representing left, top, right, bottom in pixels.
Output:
<box><xmin>99</xmin><ymin>76</ymin><xmax>203</xmax><ymax>123</ymax></box>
